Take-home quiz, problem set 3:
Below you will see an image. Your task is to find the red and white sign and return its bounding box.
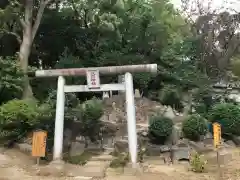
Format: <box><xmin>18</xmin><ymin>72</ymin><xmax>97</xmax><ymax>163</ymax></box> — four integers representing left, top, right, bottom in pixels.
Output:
<box><xmin>86</xmin><ymin>70</ymin><xmax>100</xmax><ymax>89</ymax></box>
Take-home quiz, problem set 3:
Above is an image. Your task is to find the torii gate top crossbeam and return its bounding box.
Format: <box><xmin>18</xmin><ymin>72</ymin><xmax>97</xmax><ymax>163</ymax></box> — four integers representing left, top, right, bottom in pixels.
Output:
<box><xmin>33</xmin><ymin>64</ymin><xmax>157</xmax><ymax>77</ymax></box>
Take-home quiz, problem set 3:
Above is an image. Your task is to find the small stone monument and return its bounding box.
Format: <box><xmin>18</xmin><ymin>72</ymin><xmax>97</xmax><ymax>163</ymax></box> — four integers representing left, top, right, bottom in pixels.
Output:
<box><xmin>102</xmin><ymin>91</ymin><xmax>109</xmax><ymax>99</ymax></box>
<box><xmin>163</xmin><ymin>106</ymin><xmax>176</xmax><ymax>119</ymax></box>
<box><xmin>134</xmin><ymin>89</ymin><xmax>141</xmax><ymax>98</ymax></box>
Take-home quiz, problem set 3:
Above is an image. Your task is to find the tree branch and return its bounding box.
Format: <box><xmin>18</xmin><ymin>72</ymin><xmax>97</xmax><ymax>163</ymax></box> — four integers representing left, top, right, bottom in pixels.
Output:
<box><xmin>20</xmin><ymin>18</ymin><xmax>26</xmax><ymax>28</ymax></box>
<box><xmin>0</xmin><ymin>29</ymin><xmax>22</xmax><ymax>43</ymax></box>
<box><xmin>31</xmin><ymin>0</ymin><xmax>50</xmax><ymax>42</ymax></box>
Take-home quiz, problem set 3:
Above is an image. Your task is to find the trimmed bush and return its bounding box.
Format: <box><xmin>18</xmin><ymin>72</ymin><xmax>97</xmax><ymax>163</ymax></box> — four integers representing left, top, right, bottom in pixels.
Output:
<box><xmin>158</xmin><ymin>85</ymin><xmax>184</xmax><ymax>112</ymax></box>
<box><xmin>0</xmin><ymin>99</ymin><xmax>54</xmax><ymax>145</ymax></box>
<box><xmin>0</xmin><ymin>99</ymin><xmax>39</xmax><ymax>142</ymax></box>
<box><xmin>0</xmin><ymin>56</ymin><xmax>23</xmax><ymax>104</ymax></box>
<box><xmin>110</xmin><ymin>152</ymin><xmax>129</xmax><ymax>168</ymax></box>
<box><xmin>149</xmin><ymin>115</ymin><xmax>173</xmax><ymax>144</ymax></box>
<box><xmin>75</xmin><ymin>97</ymin><xmax>103</xmax><ymax>144</ymax></box>
<box><xmin>182</xmin><ymin>114</ymin><xmax>208</xmax><ymax>141</ymax></box>
<box><xmin>209</xmin><ymin>103</ymin><xmax>240</xmax><ymax>136</ymax></box>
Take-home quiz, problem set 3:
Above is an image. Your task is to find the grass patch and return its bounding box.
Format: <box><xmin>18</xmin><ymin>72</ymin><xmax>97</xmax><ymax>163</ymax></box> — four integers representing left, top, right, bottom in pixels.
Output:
<box><xmin>109</xmin><ymin>152</ymin><xmax>129</xmax><ymax>168</ymax></box>
<box><xmin>63</xmin><ymin>151</ymin><xmax>98</xmax><ymax>165</ymax></box>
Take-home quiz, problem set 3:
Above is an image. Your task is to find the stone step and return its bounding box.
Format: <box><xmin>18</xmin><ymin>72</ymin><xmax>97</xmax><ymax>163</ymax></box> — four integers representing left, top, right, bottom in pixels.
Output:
<box><xmin>73</xmin><ymin>177</ymin><xmax>93</xmax><ymax>180</ymax></box>
<box><xmin>81</xmin><ymin>161</ymin><xmax>110</xmax><ymax>178</ymax></box>
<box><xmin>91</xmin><ymin>154</ymin><xmax>114</xmax><ymax>161</ymax></box>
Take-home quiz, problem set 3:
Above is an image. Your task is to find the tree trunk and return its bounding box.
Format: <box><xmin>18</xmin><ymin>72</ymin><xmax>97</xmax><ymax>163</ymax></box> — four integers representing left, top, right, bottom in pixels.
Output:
<box><xmin>19</xmin><ymin>0</ymin><xmax>49</xmax><ymax>99</ymax></box>
<box><xmin>19</xmin><ymin>30</ymin><xmax>33</xmax><ymax>99</ymax></box>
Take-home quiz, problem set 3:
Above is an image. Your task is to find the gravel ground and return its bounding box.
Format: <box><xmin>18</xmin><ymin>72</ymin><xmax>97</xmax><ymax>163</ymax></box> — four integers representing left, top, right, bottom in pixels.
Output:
<box><xmin>0</xmin><ymin>148</ymin><xmax>240</xmax><ymax>180</ymax></box>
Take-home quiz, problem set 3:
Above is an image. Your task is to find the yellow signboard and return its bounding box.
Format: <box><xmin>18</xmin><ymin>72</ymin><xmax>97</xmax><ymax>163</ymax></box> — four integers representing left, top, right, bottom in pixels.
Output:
<box><xmin>32</xmin><ymin>130</ymin><xmax>47</xmax><ymax>157</ymax></box>
<box><xmin>213</xmin><ymin>123</ymin><xmax>221</xmax><ymax>148</ymax></box>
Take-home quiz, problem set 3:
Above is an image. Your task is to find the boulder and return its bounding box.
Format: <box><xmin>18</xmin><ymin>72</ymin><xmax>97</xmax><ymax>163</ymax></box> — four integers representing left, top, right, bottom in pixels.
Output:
<box><xmin>146</xmin><ymin>143</ymin><xmax>161</xmax><ymax>156</ymax></box>
<box><xmin>171</xmin><ymin>146</ymin><xmax>191</xmax><ymax>162</ymax></box>
<box><xmin>63</xmin><ymin>128</ymin><xmax>72</xmax><ymax>149</ymax></box>
<box><xmin>114</xmin><ymin>140</ymin><xmax>128</xmax><ymax>153</ymax></box>
<box><xmin>232</xmin><ymin>136</ymin><xmax>240</xmax><ymax>146</ymax></box>
<box><xmin>163</xmin><ymin>106</ymin><xmax>176</xmax><ymax>119</ymax></box>
<box><xmin>188</xmin><ymin>141</ymin><xmax>213</xmax><ymax>153</ymax></box>
<box><xmin>159</xmin><ymin>145</ymin><xmax>170</xmax><ymax>153</ymax></box>
<box><xmin>207</xmin><ymin>148</ymin><xmax>233</xmax><ymax>164</ymax></box>
<box><xmin>86</xmin><ymin>141</ymin><xmax>102</xmax><ymax>152</ymax></box>
<box><xmin>167</xmin><ymin>123</ymin><xmax>183</xmax><ymax>145</ymax></box>
<box><xmin>101</xmin><ymin>121</ymin><xmax>119</xmax><ymax>136</ymax></box>
<box><xmin>69</xmin><ymin>141</ymin><xmax>85</xmax><ymax>157</ymax></box>
<box><xmin>15</xmin><ymin>143</ymin><xmax>32</xmax><ymax>154</ymax></box>
<box><xmin>102</xmin><ymin>137</ymin><xmax>115</xmax><ymax>149</ymax></box>
<box><xmin>203</xmin><ymin>137</ymin><xmax>213</xmax><ymax>146</ymax></box>
<box><xmin>225</xmin><ymin>140</ymin><xmax>236</xmax><ymax>147</ymax></box>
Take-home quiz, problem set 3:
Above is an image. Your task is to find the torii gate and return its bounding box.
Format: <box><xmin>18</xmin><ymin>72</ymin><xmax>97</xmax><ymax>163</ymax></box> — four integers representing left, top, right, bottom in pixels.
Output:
<box><xmin>34</xmin><ymin>64</ymin><xmax>157</xmax><ymax>167</ymax></box>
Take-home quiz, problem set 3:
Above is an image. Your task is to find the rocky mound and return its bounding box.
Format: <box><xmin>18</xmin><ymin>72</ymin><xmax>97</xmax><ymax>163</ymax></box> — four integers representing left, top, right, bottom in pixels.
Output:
<box><xmin>101</xmin><ymin>94</ymin><xmax>174</xmax><ymax>123</ymax></box>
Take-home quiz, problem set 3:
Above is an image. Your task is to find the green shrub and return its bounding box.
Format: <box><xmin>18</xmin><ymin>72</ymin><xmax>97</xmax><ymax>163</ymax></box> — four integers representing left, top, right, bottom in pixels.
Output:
<box><xmin>110</xmin><ymin>152</ymin><xmax>129</xmax><ymax>168</ymax></box>
<box><xmin>158</xmin><ymin>85</ymin><xmax>184</xmax><ymax>112</ymax></box>
<box><xmin>0</xmin><ymin>56</ymin><xmax>23</xmax><ymax>104</ymax></box>
<box><xmin>209</xmin><ymin>103</ymin><xmax>240</xmax><ymax>136</ymax></box>
<box><xmin>0</xmin><ymin>99</ymin><xmax>39</xmax><ymax>142</ymax></box>
<box><xmin>190</xmin><ymin>152</ymin><xmax>207</xmax><ymax>173</ymax></box>
<box><xmin>64</xmin><ymin>151</ymin><xmax>97</xmax><ymax>165</ymax></box>
<box><xmin>149</xmin><ymin>115</ymin><xmax>173</xmax><ymax>144</ymax></box>
<box><xmin>74</xmin><ymin>97</ymin><xmax>103</xmax><ymax>144</ymax></box>
<box><xmin>182</xmin><ymin>114</ymin><xmax>208</xmax><ymax>141</ymax></box>
<box><xmin>0</xmin><ymin>99</ymin><xmax>54</xmax><ymax>145</ymax></box>
<box><xmin>79</xmin><ymin>97</ymin><xmax>103</xmax><ymax>121</ymax></box>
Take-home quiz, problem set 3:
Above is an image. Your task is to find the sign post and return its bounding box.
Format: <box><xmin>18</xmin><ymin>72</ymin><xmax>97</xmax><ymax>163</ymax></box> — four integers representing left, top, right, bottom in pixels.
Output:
<box><xmin>86</xmin><ymin>69</ymin><xmax>100</xmax><ymax>89</ymax></box>
<box><xmin>213</xmin><ymin>122</ymin><xmax>221</xmax><ymax>148</ymax></box>
<box><xmin>213</xmin><ymin>122</ymin><xmax>222</xmax><ymax>179</ymax></box>
<box><xmin>32</xmin><ymin>130</ymin><xmax>47</xmax><ymax>165</ymax></box>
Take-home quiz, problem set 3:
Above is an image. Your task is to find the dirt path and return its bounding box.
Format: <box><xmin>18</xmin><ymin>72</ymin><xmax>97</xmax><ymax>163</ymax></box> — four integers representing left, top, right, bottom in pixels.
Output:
<box><xmin>0</xmin><ymin>148</ymin><xmax>79</xmax><ymax>180</ymax></box>
<box><xmin>0</xmin><ymin>148</ymin><xmax>240</xmax><ymax>180</ymax></box>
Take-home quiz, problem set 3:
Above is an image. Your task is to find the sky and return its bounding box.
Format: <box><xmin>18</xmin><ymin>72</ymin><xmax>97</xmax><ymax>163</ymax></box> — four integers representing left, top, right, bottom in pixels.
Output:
<box><xmin>170</xmin><ymin>0</ymin><xmax>240</xmax><ymax>13</ymax></box>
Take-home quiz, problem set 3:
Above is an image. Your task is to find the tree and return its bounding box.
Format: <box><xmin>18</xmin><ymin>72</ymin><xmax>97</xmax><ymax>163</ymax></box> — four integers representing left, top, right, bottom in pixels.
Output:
<box><xmin>181</xmin><ymin>0</ymin><xmax>240</xmax><ymax>80</ymax></box>
<box><xmin>0</xmin><ymin>56</ymin><xmax>23</xmax><ymax>104</ymax></box>
<box><xmin>0</xmin><ymin>0</ymin><xmax>58</xmax><ymax>98</ymax></box>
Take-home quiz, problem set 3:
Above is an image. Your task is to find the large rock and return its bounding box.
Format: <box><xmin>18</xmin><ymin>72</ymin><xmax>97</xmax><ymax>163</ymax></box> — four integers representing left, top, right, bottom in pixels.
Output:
<box><xmin>188</xmin><ymin>141</ymin><xmax>213</xmax><ymax>153</ymax></box>
<box><xmin>171</xmin><ymin>146</ymin><xmax>191</xmax><ymax>162</ymax></box>
<box><xmin>166</xmin><ymin>123</ymin><xmax>183</xmax><ymax>145</ymax></box>
<box><xmin>170</xmin><ymin>141</ymin><xmax>191</xmax><ymax>162</ymax></box>
<box><xmin>232</xmin><ymin>136</ymin><xmax>240</xmax><ymax>146</ymax></box>
<box><xmin>206</xmin><ymin>148</ymin><xmax>233</xmax><ymax>164</ymax></box>
<box><xmin>146</xmin><ymin>143</ymin><xmax>161</xmax><ymax>156</ymax></box>
<box><xmin>86</xmin><ymin>141</ymin><xmax>102</xmax><ymax>152</ymax></box>
<box><xmin>63</xmin><ymin>128</ymin><xmax>72</xmax><ymax>150</ymax></box>
<box><xmin>101</xmin><ymin>121</ymin><xmax>119</xmax><ymax>136</ymax></box>
<box><xmin>163</xmin><ymin>106</ymin><xmax>176</xmax><ymax>119</ymax></box>
<box><xmin>159</xmin><ymin>145</ymin><xmax>170</xmax><ymax>153</ymax></box>
<box><xmin>225</xmin><ymin>140</ymin><xmax>236</xmax><ymax>147</ymax></box>
<box><xmin>69</xmin><ymin>141</ymin><xmax>85</xmax><ymax>157</ymax></box>
<box><xmin>102</xmin><ymin>136</ymin><xmax>115</xmax><ymax>149</ymax></box>
<box><xmin>114</xmin><ymin>139</ymin><xmax>128</xmax><ymax>153</ymax></box>
<box><xmin>15</xmin><ymin>143</ymin><xmax>32</xmax><ymax>154</ymax></box>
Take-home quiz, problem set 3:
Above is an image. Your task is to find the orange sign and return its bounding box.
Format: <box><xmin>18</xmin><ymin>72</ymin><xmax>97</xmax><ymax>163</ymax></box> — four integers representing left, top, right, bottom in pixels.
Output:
<box><xmin>213</xmin><ymin>123</ymin><xmax>221</xmax><ymax>148</ymax></box>
<box><xmin>32</xmin><ymin>130</ymin><xmax>47</xmax><ymax>157</ymax></box>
